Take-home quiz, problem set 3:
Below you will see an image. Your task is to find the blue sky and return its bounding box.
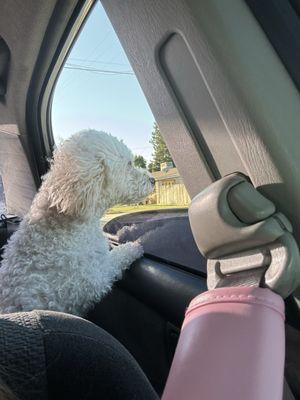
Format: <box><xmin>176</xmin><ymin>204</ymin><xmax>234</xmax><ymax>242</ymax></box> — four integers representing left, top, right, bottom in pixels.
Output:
<box><xmin>51</xmin><ymin>1</ymin><xmax>155</xmax><ymax>161</ymax></box>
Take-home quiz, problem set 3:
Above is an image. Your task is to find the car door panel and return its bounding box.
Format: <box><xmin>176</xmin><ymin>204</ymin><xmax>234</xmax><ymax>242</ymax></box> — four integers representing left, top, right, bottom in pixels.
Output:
<box><xmin>87</xmin><ymin>256</ymin><xmax>207</xmax><ymax>395</ymax></box>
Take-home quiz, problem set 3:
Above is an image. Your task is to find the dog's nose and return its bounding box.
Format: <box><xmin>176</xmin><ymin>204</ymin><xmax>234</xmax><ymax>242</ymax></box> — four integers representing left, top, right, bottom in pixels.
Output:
<box><xmin>149</xmin><ymin>177</ymin><xmax>155</xmax><ymax>186</ymax></box>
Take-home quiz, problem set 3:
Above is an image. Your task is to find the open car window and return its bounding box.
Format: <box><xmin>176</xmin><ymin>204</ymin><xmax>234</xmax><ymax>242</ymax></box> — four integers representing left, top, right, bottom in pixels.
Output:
<box><xmin>51</xmin><ymin>1</ymin><xmax>205</xmax><ymax>273</ymax></box>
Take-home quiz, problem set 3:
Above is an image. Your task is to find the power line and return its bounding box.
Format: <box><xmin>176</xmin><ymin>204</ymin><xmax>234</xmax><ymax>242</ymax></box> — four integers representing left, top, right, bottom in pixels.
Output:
<box><xmin>64</xmin><ymin>63</ymin><xmax>134</xmax><ymax>76</ymax></box>
<box><xmin>58</xmin><ymin>32</ymin><xmax>110</xmax><ymax>90</ymax></box>
<box><xmin>81</xmin><ymin>31</ymin><xmax>112</xmax><ymax>63</ymax></box>
<box><xmin>68</xmin><ymin>57</ymin><xmax>128</xmax><ymax>67</ymax></box>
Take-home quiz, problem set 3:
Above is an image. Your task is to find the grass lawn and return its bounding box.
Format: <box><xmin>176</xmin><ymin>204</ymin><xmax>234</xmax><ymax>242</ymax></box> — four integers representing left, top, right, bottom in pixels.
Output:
<box><xmin>106</xmin><ymin>204</ymin><xmax>188</xmax><ymax>214</ymax></box>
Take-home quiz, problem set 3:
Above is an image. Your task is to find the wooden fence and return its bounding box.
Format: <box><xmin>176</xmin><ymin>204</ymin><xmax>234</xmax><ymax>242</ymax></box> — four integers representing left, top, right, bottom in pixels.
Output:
<box><xmin>155</xmin><ymin>181</ymin><xmax>190</xmax><ymax>205</ymax></box>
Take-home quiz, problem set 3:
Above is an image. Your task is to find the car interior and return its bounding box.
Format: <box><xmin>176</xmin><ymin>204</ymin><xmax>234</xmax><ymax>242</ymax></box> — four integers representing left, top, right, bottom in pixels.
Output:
<box><xmin>0</xmin><ymin>0</ymin><xmax>300</xmax><ymax>399</ymax></box>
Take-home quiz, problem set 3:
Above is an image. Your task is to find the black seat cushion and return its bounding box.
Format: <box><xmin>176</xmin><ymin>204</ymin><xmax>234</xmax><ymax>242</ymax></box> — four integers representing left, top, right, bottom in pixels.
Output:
<box><xmin>0</xmin><ymin>310</ymin><xmax>159</xmax><ymax>400</ymax></box>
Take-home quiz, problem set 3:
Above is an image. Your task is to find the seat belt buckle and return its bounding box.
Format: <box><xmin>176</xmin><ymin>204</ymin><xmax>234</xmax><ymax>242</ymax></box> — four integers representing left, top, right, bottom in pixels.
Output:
<box><xmin>189</xmin><ymin>173</ymin><xmax>300</xmax><ymax>298</ymax></box>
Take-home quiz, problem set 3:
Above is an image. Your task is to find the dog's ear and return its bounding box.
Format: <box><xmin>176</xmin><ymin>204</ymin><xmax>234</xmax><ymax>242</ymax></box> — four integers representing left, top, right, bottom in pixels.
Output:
<box><xmin>46</xmin><ymin>155</ymin><xmax>107</xmax><ymax>218</ymax></box>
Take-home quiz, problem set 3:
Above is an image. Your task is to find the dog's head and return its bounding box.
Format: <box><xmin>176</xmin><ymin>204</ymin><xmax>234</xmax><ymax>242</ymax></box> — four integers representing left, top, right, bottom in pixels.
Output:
<box><xmin>44</xmin><ymin>130</ymin><xmax>155</xmax><ymax>218</ymax></box>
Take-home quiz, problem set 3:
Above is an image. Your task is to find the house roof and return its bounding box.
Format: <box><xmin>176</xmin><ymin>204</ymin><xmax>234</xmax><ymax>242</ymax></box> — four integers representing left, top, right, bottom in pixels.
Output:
<box><xmin>151</xmin><ymin>167</ymin><xmax>180</xmax><ymax>181</ymax></box>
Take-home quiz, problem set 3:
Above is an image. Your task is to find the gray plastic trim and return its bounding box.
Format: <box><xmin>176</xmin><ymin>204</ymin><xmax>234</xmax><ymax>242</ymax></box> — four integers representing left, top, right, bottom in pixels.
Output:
<box><xmin>188</xmin><ymin>174</ymin><xmax>300</xmax><ymax>298</ymax></box>
<box><xmin>188</xmin><ymin>174</ymin><xmax>285</xmax><ymax>258</ymax></box>
<box><xmin>159</xmin><ymin>33</ymin><xmax>246</xmax><ymax>181</ymax></box>
<box><xmin>228</xmin><ymin>181</ymin><xmax>276</xmax><ymax>224</ymax></box>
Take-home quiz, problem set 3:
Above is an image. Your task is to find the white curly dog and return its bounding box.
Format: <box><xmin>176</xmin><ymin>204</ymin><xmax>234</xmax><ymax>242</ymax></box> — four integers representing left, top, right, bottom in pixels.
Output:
<box><xmin>0</xmin><ymin>129</ymin><xmax>154</xmax><ymax>316</ymax></box>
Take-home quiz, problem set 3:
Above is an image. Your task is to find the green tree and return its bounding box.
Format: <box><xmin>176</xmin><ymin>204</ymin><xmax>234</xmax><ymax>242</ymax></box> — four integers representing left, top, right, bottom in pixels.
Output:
<box><xmin>134</xmin><ymin>154</ymin><xmax>147</xmax><ymax>169</ymax></box>
<box><xmin>147</xmin><ymin>161</ymin><xmax>154</xmax><ymax>173</ymax></box>
<box><xmin>148</xmin><ymin>123</ymin><xmax>174</xmax><ymax>172</ymax></box>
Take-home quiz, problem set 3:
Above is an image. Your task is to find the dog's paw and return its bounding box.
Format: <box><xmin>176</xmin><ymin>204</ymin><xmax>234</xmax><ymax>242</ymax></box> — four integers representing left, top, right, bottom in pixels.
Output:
<box><xmin>112</xmin><ymin>241</ymin><xmax>144</xmax><ymax>270</ymax></box>
<box><xmin>124</xmin><ymin>240</ymin><xmax>144</xmax><ymax>260</ymax></box>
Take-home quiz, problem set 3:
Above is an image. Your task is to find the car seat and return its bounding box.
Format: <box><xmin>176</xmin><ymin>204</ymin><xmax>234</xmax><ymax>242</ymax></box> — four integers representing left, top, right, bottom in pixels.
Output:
<box><xmin>0</xmin><ymin>310</ymin><xmax>159</xmax><ymax>400</ymax></box>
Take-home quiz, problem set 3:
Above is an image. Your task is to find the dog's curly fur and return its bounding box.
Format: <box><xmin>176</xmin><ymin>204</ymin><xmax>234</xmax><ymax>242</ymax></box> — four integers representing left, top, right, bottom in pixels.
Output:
<box><xmin>0</xmin><ymin>130</ymin><xmax>154</xmax><ymax>316</ymax></box>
